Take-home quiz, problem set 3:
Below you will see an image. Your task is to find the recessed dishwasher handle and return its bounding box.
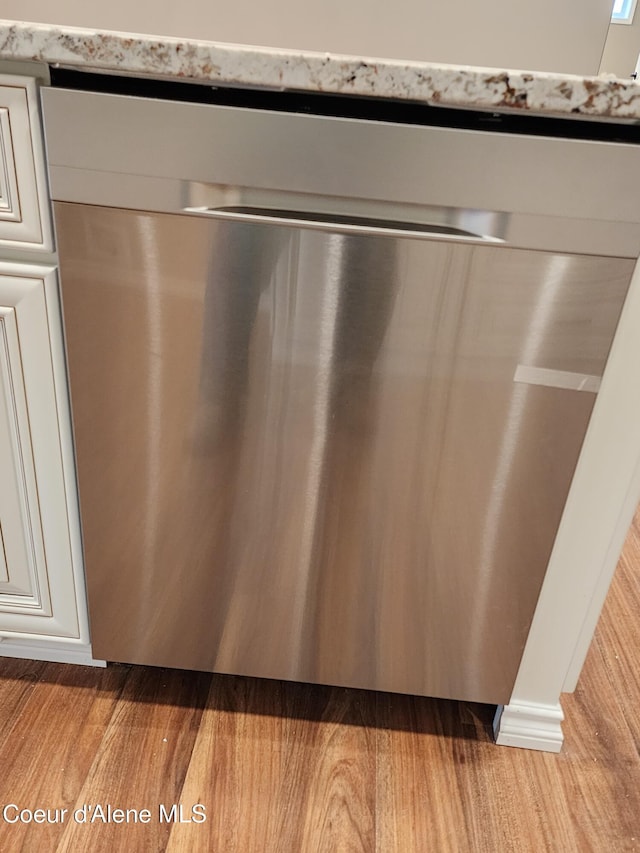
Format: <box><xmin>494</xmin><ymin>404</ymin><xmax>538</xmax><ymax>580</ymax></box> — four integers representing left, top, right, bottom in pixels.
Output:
<box><xmin>183</xmin><ymin>204</ymin><xmax>505</xmax><ymax>243</ymax></box>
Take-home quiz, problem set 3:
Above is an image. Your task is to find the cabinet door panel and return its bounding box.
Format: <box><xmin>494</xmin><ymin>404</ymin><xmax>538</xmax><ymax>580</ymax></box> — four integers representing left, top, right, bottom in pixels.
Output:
<box><xmin>0</xmin><ymin>299</ymin><xmax>51</xmax><ymax>611</ymax></box>
<box><xmin>0</xmin><ymin>265</ymin><xmax>80</xmax><ymax>638</ymax></box>
<box><xmin>0</xmin><ymin>76</ymin><xmax>52</xmax><ymax>250</ymax></box>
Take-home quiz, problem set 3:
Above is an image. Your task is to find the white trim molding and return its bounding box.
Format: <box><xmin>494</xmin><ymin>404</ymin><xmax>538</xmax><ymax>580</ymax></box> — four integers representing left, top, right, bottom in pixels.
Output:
<box><xmin>494</xmin><ymin>702</ymin><xmax>564</xmax><ymax>753</ymax></box>
<box><xmin>0</xmin><ymin>634</ymin><xmax>105</xmax><ymax>667</ymax></box>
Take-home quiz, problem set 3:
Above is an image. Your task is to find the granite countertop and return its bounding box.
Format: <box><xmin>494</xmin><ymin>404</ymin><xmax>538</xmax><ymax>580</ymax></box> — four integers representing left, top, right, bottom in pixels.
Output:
<box><xmin>2</xmin><ymin>19</ymin><xmax>640</xmax><ymax>121</ymax></box>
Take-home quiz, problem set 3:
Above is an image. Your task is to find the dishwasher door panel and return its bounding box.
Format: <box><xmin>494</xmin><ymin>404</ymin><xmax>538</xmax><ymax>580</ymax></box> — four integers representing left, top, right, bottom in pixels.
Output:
<box><xmin>55</xmin><ymin>201</ymin><xmax>633</xmax><ymax>704</ymax></box>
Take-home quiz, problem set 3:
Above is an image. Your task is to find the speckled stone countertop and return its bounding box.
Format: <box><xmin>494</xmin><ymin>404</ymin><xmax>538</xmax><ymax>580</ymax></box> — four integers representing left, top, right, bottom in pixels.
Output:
<box><xmin>2</xmin><ymin>19</ymin><xmax>640</xmax><ymax>121</ymax></box>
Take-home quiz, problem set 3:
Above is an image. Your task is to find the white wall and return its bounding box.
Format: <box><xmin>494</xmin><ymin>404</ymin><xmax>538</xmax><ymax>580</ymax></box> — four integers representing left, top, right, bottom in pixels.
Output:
<box><xmin>1</xmin><ymin>0</ymin><xmax>614</xmax><ymax>75</ymax></box>
<box><xmin>599</xmin><ymin>19</ymin><xmax>640</xmax><ymax>76</ymax></box>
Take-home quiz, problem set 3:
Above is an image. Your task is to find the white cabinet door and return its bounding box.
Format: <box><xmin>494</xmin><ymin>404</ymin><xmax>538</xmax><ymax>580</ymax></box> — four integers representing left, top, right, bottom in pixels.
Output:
<box><xmin>0</xmin><ymin>263</ymin><xmax>82</xmax><ymax>638</ymax></box>
<box><xmin>0</xmin><ymin>287</ymin><xmax>52</xmax><ymax>615</ymax></box>
<box><xmin>0</xmin><ymin>75</ymin><xmax>53</xmax><ymax>251</ymax></box>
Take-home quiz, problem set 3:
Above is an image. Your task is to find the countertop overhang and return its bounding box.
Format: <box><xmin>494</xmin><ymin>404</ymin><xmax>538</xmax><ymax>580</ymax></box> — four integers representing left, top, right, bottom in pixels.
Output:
<box><xmin>2</xmin><ymin>19</ymin><xmax>640</xmax><ymax>121</ymax></box>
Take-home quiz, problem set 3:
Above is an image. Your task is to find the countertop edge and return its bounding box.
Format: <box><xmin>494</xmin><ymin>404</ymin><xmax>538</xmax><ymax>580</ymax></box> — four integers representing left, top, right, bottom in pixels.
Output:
<box><xmin>2</xmin><ymin>19</ymin><xmax>640</xmax><ymax>120</ymax></box>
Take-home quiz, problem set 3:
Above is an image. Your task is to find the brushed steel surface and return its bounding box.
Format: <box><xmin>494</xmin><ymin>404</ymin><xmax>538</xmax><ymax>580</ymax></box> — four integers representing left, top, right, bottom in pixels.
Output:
<box><xmin>41</xmin><ymin>88</ymin><xmax>640</xmax><ymax>257</ymax></box>
<box><xmin>55</xmin><ymin>201</ymin><xmax>634</xmax><ymax>704</ymax></box>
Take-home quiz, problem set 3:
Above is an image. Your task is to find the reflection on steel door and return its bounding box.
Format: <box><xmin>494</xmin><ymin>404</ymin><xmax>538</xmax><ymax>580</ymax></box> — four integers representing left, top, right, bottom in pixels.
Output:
<box><xmin>57</xmin><ymin>201</ymin><xmax>633</xmax><ymax>704</ymax></box>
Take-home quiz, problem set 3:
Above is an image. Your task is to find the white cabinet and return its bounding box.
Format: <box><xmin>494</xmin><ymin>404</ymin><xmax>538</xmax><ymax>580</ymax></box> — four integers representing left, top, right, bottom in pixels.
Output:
<box><xmin>0</xmin><ymin>271</ymin><xmax>52</xmax><ymax>614</ymax></box>
<box><xmin>0</xmin><ymin>265</ymin><xmax>75</xmax><ymax>634</ymax></box>
<box><xmin>0</xmin><ymin>75</ymin><xmax>53</xmax><ymax>252</ymax></box>
<box><xmin>0</xmin><ymin>263</ymin><xmax>96</xmax><ymax>663</ymax></box>
<box><xmin>0</xmin><ymin>71</ymin><xmax>97</xmax><ymax>666</ymax></box>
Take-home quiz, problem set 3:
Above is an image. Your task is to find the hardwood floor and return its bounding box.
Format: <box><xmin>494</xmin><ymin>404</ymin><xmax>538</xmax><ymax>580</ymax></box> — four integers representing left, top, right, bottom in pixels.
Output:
<box><xmin>1</xmin><ymin>514</ymin><xmax>639</xmax><ymax>852</ymax></box>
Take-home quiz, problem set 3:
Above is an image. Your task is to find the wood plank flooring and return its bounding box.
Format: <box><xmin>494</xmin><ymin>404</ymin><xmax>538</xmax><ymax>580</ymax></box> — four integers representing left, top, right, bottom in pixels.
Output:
<box><xmin>1</xmin><ymin>512</ymin><xmax>640</xmax><ymax>852</ymax></box>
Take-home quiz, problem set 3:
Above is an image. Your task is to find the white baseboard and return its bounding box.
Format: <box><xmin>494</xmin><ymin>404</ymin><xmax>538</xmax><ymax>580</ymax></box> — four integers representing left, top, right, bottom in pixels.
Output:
<box><xmin>0</xmin><ymin>636</ymin><xmax>106</xmax><ymax>667</ymax></box>
<box><xmin>493</xmin><ymin>701</ymin><xmax>564</xmax><ymax>753</ymax></box>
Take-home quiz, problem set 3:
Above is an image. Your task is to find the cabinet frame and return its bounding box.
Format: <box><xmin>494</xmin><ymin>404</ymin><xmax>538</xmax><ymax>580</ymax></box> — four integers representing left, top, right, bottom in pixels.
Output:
<box><xmin>0</xmin><ymin>262</ymin><xmax>89</xmax><ymax>643</ymax></box>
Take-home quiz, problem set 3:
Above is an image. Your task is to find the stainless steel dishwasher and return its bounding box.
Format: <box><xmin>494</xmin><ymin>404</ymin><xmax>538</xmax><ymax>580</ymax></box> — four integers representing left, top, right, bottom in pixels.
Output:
<box><xmin>41</xmin><ymin>74</ymin><xmax>640</xmax><ymax>704</ymax></box>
